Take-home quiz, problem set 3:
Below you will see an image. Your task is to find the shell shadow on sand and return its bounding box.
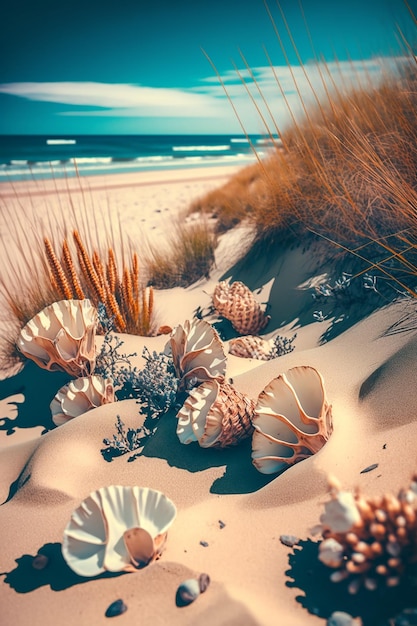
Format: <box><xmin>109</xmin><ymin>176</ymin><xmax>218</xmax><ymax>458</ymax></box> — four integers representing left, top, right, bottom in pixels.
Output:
<box><xmin>1</xmin><ymin>542</ymin><xmax>123</xmax><ymax>593</ymax></box>
<box><xmin>222</xmin><ymin>238</ymin><xmax>390</xmax><ymax>344</ymax></box>
<box><xmin>0</xmin><ymin>361</ymin><xmax>70</xmax><ymax>435</ymax></box>
<box><xmin>285</xmin><ymin>539</ymin><xmax>417</xmax><ymax>625</ymax></box>
<box><xmin>141</xmin><ymin>409</ymin><xmax>277</xmax><ymax>495</ymax></box>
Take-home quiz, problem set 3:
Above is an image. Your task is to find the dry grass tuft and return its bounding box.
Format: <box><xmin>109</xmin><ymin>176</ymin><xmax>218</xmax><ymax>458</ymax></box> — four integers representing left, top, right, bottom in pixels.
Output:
<box><xmin>144</xmin><ymin>216</ymin><xmax>217</xmax><ymax>289</ymax></box>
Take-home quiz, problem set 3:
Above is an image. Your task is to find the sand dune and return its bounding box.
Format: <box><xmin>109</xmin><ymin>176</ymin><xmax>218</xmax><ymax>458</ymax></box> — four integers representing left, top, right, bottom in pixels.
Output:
<box><xmin>1</xmin><ymin>166</ymin><xmax>417</xmax><ymax>625</ymax></box>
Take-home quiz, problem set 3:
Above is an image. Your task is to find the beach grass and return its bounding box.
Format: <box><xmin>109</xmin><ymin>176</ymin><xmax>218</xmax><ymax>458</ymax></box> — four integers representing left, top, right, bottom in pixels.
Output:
<box><xmin>144</xmin><ymin>216</ymin><xmax>217</xmax><ymax>289</ymax></box>
<box><xmin>193</xmin><ymin>31</ymin><xmax>417</xmax><ymax>301</ymax></box>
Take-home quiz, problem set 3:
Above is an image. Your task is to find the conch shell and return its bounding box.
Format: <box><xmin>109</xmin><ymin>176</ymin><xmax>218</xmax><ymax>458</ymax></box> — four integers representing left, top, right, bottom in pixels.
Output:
<box><xmin>62</xmin><ymin>485</ymin><xmax>177</xmax><ymax>577</ymax></box>
<box><xmin>166</xmin><ymin>318</ymin><xmax>226</xmax><ymax>390</ymax></box>
<box><xmin>50</xmin><ymin>374</ymin><xmax>115</xmax><ymax>426</ymax></box>
<box><xmin>212</xmin><ymin>280</ymin><xmax>270</xmax><ymax>335</ymax></box>
<box><xmin>176</xmin><ymin>379</ymin><xmax>255</xmax><ymax>448</ymax></box>
<box><xmin>251</xmin><ymin>366</ymin><xmax>333</xmax><ymax>474</ymax></box>
<box><xmin>17</xmin><ymin>299</ymin><xmax>97</xmax><ymax>376</ymax></box>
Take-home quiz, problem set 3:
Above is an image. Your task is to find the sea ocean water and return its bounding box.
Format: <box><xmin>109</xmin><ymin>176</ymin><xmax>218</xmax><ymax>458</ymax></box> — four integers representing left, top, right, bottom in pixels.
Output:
<box><xmin>0</xmin><ymin>134</ymin><xmax>277</xmax><ymax>182</ymax></box>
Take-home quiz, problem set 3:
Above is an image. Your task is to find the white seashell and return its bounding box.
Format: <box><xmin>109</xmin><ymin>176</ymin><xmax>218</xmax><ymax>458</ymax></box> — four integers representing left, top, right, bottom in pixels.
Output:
<box><xmin>62</xmin><ymin>485</ymin><xmax>177</xmax><ymax>576</ymax></box>
<box><xmin>176</xmin><ymin>579</ymin><xmax>201</xmax><ymax>606</ymax></box>
<box><xmin>176</xmin><ymin>379</ymin><xmax>255</xmax><ymax>448</ymax></box>
<box><xmin>251</xmin><ymin>366</ymin><xmax>333</xmax><ymax>474</ymax></box>
<box><xmin>212</xmin><ymin>280</ymin><xmax>270</xmax><ymax>335</ymax></box>
<box><xmin>167</xmin><ymin>319</ymin><xmax>226</xmax><ymax>390</ymax></box>
<box><xmin>320</xmin><ymin>491</ymin><xmax>361</xmax><ymax>533</ymax></box>
<box><xmin>17</xmin><ymin>299</ymin><xmax>97</xmax><ymax>377</ymax></box>
<box><xmin>50</xmin><ymin>375</ymin><xmax>115</xmax><ymax>426</ymax></box>
<box><xmin>318</xmin><ymin>538</ymin><xmax>345</xmax><ymax>568</ymax></box>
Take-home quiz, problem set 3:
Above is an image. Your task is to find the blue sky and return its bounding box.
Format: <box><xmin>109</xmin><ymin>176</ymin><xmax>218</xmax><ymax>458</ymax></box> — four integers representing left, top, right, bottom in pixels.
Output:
<box><xmin>1</xmin><ymin>0</ymin><xmax>416</xmax><ymax>135</ymax></box>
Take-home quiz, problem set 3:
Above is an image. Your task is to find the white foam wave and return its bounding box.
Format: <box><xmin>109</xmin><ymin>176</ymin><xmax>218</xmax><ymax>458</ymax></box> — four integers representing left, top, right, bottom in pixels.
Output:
<box><xmin>172</xmin><ymin>145</ymin><xmax>231</xmax><ymax>152</ymax></box>
<box><xmin>46</xmin><ymin>139</ymin><xmax>77</xmax><ymax>145</ymax></box>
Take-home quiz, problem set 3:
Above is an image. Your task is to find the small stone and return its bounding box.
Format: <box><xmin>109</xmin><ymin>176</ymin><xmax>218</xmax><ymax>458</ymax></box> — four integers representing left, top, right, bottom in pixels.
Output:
<box><xmin>360</xmin><ymin>463</ymin><xmax>378</xmax><ymax>474</ymax></box>
<box><xmin>198</xmin><ymin>573</ymin><xmax>210</xmax><ymax>593</ymax></box>
<box><xmin>327</xmin><ymin>611</ymin><xmax>355</xmax><ymax>626</ymax></box>
<box><xmin>32</xmin><ymin>554</ymin><xmax>49</xmax><ymax>570</ymax></box>
<box><xmin>218</xmin><ymin>520</ymin><xmax>226</xmax><ymax>529</ymax></box>
<box><xmin>105</xmin><ymin>599</ymin><xmax>127</xmax><ymax>618</ymax></box>
<box><xmin>279</xmin><ymin>534</ymin><xmax>300</xmax><ymax>548</ymax></box>
<box><xmin>200</xmin><ymin>541</ymin><xmax>209</xmax><ymax>547</ymax></box>
<box><xmin>176</xmin><ymin>579</ymin><xmax>200</xmax><ymax>606</ymax></box>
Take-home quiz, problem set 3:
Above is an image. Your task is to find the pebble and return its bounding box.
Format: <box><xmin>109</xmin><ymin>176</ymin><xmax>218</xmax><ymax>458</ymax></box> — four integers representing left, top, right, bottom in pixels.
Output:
<box><xmin>279</xmin><ymin>534</ymin><xmax>300</xmax><ymax>548</ymax></box>
<box><xmin>32</xmin><ymin>554</ymin><xmax>49</xmax><ymax>570</ymax></box>
<box><xmin>327</xmin><ymin>611</ymin><xmax>355</xmax><ymax>626</ymax></box>
<box><xmin>105</xmin><ymin>599</ymin><xmax>127</xmax><ymax>618</ymax></box>
<box><xmin>218</xmin><ymin>520</ymin><xmax>226</xmax><ymax>529</ymax></box>
<box><xmin>198</xmin><ymin>573</ymin><xmax>210</xmax><ymax>593</ymax></box>
<box><xmin>360</xmin><ymin>463</ymin><xmax>378</xmax><ymax>474</ymax></box>
<box><xmin>176</xmin><ymin>579</ymin><xmax>200</xmax><ymax>606</ymax></box>
<box><xmin>200</xmin><ymin>540</ymin><xmax>209</xmax><ymax>547</ymax></box>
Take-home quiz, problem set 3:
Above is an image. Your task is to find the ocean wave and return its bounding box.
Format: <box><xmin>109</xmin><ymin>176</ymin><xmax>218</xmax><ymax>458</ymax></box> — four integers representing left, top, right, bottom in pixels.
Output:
<box><xmin>46</xmin><ymin>139</ymin><xmax>77</xmax><ymax>145</ymax></box>
<box><xmin>172</xmin><ymin>145</ymin><xmax>231</xmax><ymax>152</ymax></box>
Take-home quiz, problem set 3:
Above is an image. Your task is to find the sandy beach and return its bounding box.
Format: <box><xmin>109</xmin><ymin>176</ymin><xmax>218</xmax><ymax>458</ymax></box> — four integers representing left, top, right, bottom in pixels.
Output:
<box><xmin>1</xmin><ymin>164</ymin><xmax>417</xmax><ymax>626</ymax></box>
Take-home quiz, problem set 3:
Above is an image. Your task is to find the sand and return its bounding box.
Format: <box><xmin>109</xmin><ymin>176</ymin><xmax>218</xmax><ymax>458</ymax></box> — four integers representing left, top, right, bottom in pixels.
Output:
<box><xmin>1</xmin><ymin>164</ymin><xmax>417</xmax><ymax>626</ymax></box>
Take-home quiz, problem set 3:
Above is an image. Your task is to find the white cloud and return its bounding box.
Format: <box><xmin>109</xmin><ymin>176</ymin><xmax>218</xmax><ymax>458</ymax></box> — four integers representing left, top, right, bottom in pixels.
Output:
<box><xmin>0</xmin><ymin>56</ymin><xmax>408</xmax><ymax>133</ymax></box>
<box><xmin>0</xmin><ymin>81</ymin><xmax>217</xmax><ymax>112</ymax></box>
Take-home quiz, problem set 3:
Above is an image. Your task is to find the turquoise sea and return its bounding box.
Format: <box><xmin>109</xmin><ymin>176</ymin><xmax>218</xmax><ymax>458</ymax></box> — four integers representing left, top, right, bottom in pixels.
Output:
<box><xmin>0</xmin><ymin>134</ymin><xmax>276</xmax><ymax>181</ymax></box>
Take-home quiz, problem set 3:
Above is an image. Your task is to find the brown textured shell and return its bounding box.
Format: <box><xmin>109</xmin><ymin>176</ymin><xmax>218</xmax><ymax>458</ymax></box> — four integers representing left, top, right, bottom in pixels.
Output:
<box><xmin>167</xmin><ymin>318</ymin><xmax>226</xmax><ymax>390</ymax></box>
<box><xmin>17</xmin><ymin>299</ymin><xmax>97</xmax><ymax>377</ymax></box>
<box><xmin>229</xmin><ymin>335</ymin><xmax>272</xmax><ymax>360</ymax></box>
<box><xmin>251</xmin><ymin>366</ymin><xmax>333</xmax><ymax>474</ymax></box>
<box><xmin>50</xmin><ymin>374</ymin><xmax>115</xmax><ymax>426</ymax></box>
<box><xmin>176</xmin><ymin>379</ymin><xmax>255</xmax><ymax>448</ymax></box>
<box><xmin>317</xmin><ymin>476</ymin><xmax>417</xmax><ymax>594</ymax></box>
<box><xmin>212</xmin><ymin>280</ymin><xmax>270</xmax><ymax>335</ymax></box>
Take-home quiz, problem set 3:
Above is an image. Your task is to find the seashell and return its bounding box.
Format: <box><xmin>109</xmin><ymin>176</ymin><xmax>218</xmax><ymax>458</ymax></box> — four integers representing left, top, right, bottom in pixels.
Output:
<box><xmin>50</xmin><ymin>374</ymin><xmax>115</xmax><ymax>426</ymax></box>
<box><xmin>315</xmin><ymin>475</ymin><xmax>417</xmax><ymax>593</ymax></box>
<box><xmin>251</xmin><ymin>366</ymin><xmax>333</xmax><ymax>474</ymax></box>
<box><xmin>62</xmin><ymin>485</ymin><xmax>176</xmax><ymax>577</ymax></box>
<box><xmin>105</xmin><ymin>599</ymin><xmax>127</xmax><ymax>618</ymax></box>
<box><xmin>32</xmin><ymin>554</ymin><xmax>49</xmax><ymax>570</ymax></box>
<box><xmin>176</xmin><ymin>579</ymin><xmax>201</xmax><ymax>606</ymax></box>
<box><xmin>229</xmin><ymin>335</ymin><xmax>272</xmax><ymax>360</ymax></box>
<box><xmin>167</xmin><ymin>319</ymin><xmax>226</xmax><ymax>390</ymax></box>
<box><xmin>212</xmin><ymin>280</ymin><xmax>270</xmax><ymax>335</ymax></box>
<box><xmin>176</xmin><ymin>379</ymin><xmax>255</xmax><ymax>448</ymax></box>
<box><xmin>17</xmin><ymin>299</ymin><xmax>97</xmax><ymax>377</ymax></box>
<box><xmin>198</xmin><ymin>573</ymin><xmax>210</xmax><ymax>593</ymax></box>
<box><xmin>229</xmin><ymin>333</ymin><xmax>296</xmax><ymax>361</ymax></box>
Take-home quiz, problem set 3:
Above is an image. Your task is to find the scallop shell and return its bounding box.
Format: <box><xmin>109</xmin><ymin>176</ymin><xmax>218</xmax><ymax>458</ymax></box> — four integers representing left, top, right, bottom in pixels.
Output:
<box><xmin>167</xmin><ymin>319</ymin><xmax>226</xmax><ymax>390</ymax></box>
<box><xmin>212</xmin><ymin>280</ymin><xmax>270</xmax><ymax>335</ymax></box>
<box><xmin>229</xmin><ymin>335</ymin><xmax>273</xmax><ymax>360</ymax></box>
<box><xmin>176</xmin><ymin>379</ymin><xmax>255</xmax><ymax>448</ymax></box>
<box><xmin>17</xmin><ymin>299</ymin><xmax>97</xmax><ymax>377</ymax></box>
<box><xmin>251</xmin><ymin>366</ymin><xmax>333</xmax><ymax>474</ymax></box>
<box><xmin>50</xmin><ymin>374</ymin><xmax>115</xmax><ymax>426</ymax></box>
<box><xmin>62</xmin><ymin>485</ymin><xmax>177</xmax><ymax>577</ymax></box>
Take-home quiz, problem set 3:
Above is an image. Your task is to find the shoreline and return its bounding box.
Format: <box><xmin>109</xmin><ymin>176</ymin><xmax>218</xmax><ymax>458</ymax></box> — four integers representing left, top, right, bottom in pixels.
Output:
<box><xmin>0</xmin><ymin>163</ymin><xmax>243</xmax><ymax>197</ymax></box>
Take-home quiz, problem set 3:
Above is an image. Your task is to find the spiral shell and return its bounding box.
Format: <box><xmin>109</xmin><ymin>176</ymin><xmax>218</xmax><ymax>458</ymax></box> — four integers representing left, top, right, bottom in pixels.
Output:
<box><xmin>316</xmin><ymin>476</ymin><xmax>417</xmax><ymax>594</ymax></box>
<box><xmin>212</xmin><ymin>280</ymin><xmax>270</xmax><ymax>335</ymax></box>
<box><xmin>50</xmin><ymin>374</ymin><xmax>115</xmax><ymax>426</ymax></box>
<box><xmin>167</xmin><ymin>318</ymin><xmax>226</xmax><ymax>390</ymax></box>
<box><xmin>251</xmin><ymin>366</ymin><xmax>333</xmax><ymax>474</ymax></box>
<box><xmin>17</xmin><ymin>299</ymin><xmax>97</xmax><ymax>377</ymax></box>
<box><xmin>176</xmin><ymin>379</ymin><xmax>255</xmax><ymax>448</ymax></box>
<box><xmin>62</xmin><ymin>485</ymin><xmax>177</xmax><ymax>577</ymax></box>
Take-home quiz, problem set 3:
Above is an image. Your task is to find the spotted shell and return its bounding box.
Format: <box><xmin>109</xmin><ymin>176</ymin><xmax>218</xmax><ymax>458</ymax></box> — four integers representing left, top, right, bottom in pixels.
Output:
<box><xmin>17</xmin><ymin>299</ymin><xmax>97</xmax><ymax>377</ymax></box>
<box><xmin>50</xmin><ymin>374</ymin><xmax>115</xmax><ymax>426</ymax></box>
<box><xmin>229</xmin><ymin>335</ymin><xmax>273</xmax><ymax>360</ymax></box>
<box><xmin>212</xmin><ymin>280</ymin><xmax>270</xmax><ymax>335</ymax></box>
<box><xmin>62</xmin><ymin>485</ymin><xmax>177</xmax><ymax>577</ymax></box>
<box><xmin>166</xmin><ymin>318</ymin><xmax>226</xmax><ymax>390</ymax></box>
<box><xmin>251</xmin><ymin>366</ymin><xmax>333</xmax><ymax>474</ymax></box>
<box><xmin>176</xmin><ymin>379</ymin><xmax>255</xmax><ymax>448</ymax></box>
